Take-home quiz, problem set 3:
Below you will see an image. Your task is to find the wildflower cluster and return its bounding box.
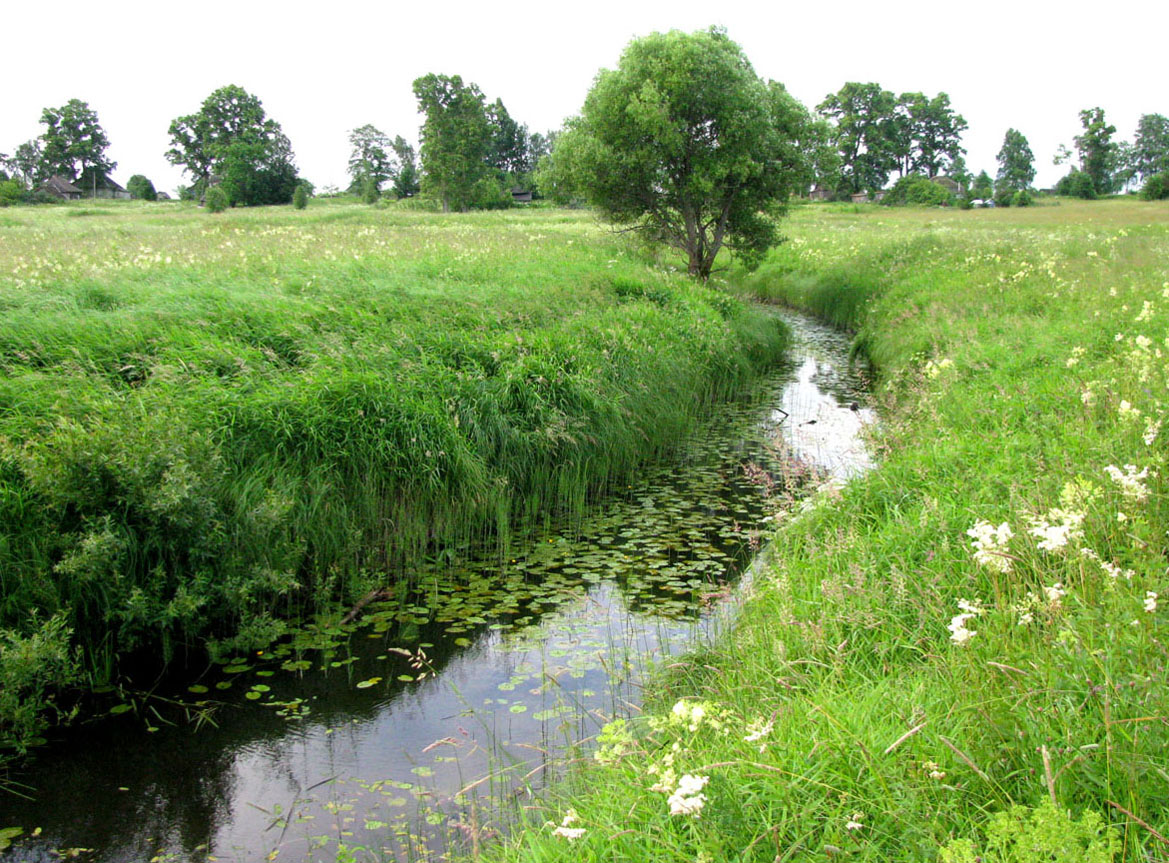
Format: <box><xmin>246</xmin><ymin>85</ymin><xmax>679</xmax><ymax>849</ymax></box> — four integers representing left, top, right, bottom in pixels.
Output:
<box><xmin>966</xmin><ymin>521</ymin><xmax>1013</xmax><ymax>573</ymax></box>
<box><xmin>948</xmin><ymin>599</ymin><xmax>983</xmax><ymax>646</ymax></box>
<box><xmin>550</xmin><ymin>809</ymin><xmax>585</xmax><ymax>841</ymax></box>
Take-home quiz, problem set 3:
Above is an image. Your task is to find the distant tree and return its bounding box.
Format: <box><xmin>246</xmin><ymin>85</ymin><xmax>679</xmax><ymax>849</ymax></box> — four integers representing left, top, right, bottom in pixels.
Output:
<box><xmin>1111</xmin><ymin>141</ymin><xmax>1138</xmax><ymax>192</ymax></box>
<box><xmin>292</xmin><ymin>183</ymin><xmax>308</xmax><ymax>209</ymax></box>
<box><xmin>818</xmin><ymin>82</ymin><xmax>898</xmax><ymax>195</ymax></box>
<box><xmin>550</xmin><ymin>27</ymin><xmax>812</xmax><ymax>280</ymax></box>
<box><xmin>949</xmin><ymin>155</ymin><xmax>972</xmax><ymax>193</ymax></box>
<box><xmin>970</xmin><ymin>170</ymin><xmax>994</xmax><ymax>200</ymax></box>
<box><xmin>995</xmin><ymin>128</ymin><xmax>1035</xmax><ymax>192</ymax></box>
<box><xmin>390</xmin><ymin>136</ymin><xmax>420</xmax><ymax>198</ymax></box>
<box><xmin>12</xmin><ymin>140</ymin><xmax>48</xmax><ymax>189</ymax></box>
<box><xmin>412</xmin><ymin>74</ymin><xmax>493</xmax><ymax>211</ymax></box>
<box><xmin>1141</xmin><ymin>173</ymin><xmax>1169</xmax><ymax>200</ymax></box>
<box><xmin>126</xmin><ymin>174</ymin><xmax>157</xmax><ymax>200</ymax></box>
<box><xmin>486</xmin><ymin>98</ymin><xmax>530</xmax><ymax>179</ymax></box>
<box><xmin>1057</xmin><ymin>169</ymin><xmax>1097</xmax><ymax>199</ymax></box>
<box><xmin>167</xmin><ymin>84</ymin><xmax>299</xmax><ymax>205</ymax></box>
<box><xmin>1132</xmin><ymin>114</ymin><xmax>1169</xmax><ymax>184</ymax></box>
<box><xmin>893</xmin><ymin>92</ymin><xmax>967</xmax><ymax>179</ymax></box>
<box><xmin>0</xmin><ymin>179</ymin><xmax>26</xmax><ymax>206</ymax></box>
<box><xmin>38</xmin><ymin>99</ymin><xmax>115</xmax><ymax>183</ymax></box>
<box><xmin>347</xmin><ymin>124</ymin><xmax>394</xmax><ymax>193</ymax></box>
<box><xmin>1073</xmin><ymin>107</ymin><xmax>1117</xmax><ymax>195</ymax></box>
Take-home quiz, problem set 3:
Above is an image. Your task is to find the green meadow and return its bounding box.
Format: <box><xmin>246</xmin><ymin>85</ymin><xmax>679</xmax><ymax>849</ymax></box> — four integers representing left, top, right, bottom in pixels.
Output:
<box><xmin>0</xmin><ymin>200</ymin><xmax>786</xmax><ymax>749</ymax></box>
<box><xmin>479</xmin><ymin>199</ymin><xmax>1169</xmax><ymax>861</ymax></box>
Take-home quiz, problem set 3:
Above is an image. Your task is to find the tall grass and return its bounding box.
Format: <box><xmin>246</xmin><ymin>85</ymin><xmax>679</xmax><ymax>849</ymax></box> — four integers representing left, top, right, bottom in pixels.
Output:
<box><xmin>0</xmin><ymin>202</ymin><xmax>786</xmax><ymax>748</ymax></box>
<box><xmin>476</xmin><ymin>199</ymin><xmax>1169</xmax><ymax>861</ymax></box>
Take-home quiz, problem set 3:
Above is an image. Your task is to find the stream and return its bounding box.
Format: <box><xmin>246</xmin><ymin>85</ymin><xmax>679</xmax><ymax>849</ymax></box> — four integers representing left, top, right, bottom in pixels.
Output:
<box><xmin>0</xmin><ymin>311</ymin><xmax>874</xmax><ymax>862</ymax></box>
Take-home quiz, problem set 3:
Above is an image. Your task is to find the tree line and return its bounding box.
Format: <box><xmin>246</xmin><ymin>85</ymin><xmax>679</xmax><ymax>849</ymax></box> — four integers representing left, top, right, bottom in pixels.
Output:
<box><xmin>3</xmin><ymin>63</ymin><xmax>1168</xmax><ymax>211</ymax></box>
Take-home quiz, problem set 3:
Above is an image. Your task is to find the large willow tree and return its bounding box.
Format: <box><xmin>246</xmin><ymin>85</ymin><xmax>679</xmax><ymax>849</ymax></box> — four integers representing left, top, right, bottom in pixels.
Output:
<box><xmin>547</xmin><ymin>27</ymin><xmax>812</xmax><ymax>280</ymax></box>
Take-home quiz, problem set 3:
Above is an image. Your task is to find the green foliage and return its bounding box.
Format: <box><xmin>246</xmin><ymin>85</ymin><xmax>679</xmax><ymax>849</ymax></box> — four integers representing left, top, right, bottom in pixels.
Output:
<box><xmin>882</xmin><ymin>175</ymin><xmax>953</xmax><ymax>207</ymax></box>
<box><xmin>1074</xmin><ymin>107</ymin><xmax>1118</xmax><ymax>195</ymax></box>
<box><xmin>0</xmin><ymin>613</ymin><xmax>79</xmax><ymax>751</ymax></box>
<box><xmin>819</xmin><ymin>82</ymin><xmax>899</xmax><ymax>195</ymax></box>
<box><xmin>970</xmin><ymin>169</ymin><xmax>994</xmax><ymax>200</ymax></box>
<box><xmin>1141</xmin><ymin>172</ymin><xmax>1169</xmax><ymax>200</ymax></box>
<box><xmin>1057</xmin><ymin>169</ymin><xmax>1097</xmax><ymax>199</ymax></box>
<box><xmin>204</xmin><ymin>184</ymin><xmax>229</xmax><ymax>212</ymax></box>
<box><xmin>994</xmin><ymin>184</ymin><xmax>1015</xmax><ymax>207</ymax></box>
<box><xmin>390</xmin><ymin>136</ymin><xmax>420</xmax><ymax>198</ymax></box>
<box><xmin>126</xmin><ymin>174</ymin><xmax>157</xmax><ymax>201</ymax></box>
<box><xmin>892</xmin><ymin>91</ymin><xmax>968</xmax><ymax>179</ymax></box>
<box><xmin>1011</xmin><ymin>189</ymin><xmax>1033</xmax><ymax>207</ymax></box>
<box><xmin>292</xmin><ymin>183</ymin><xmax>308</xmax><ymax>209</ymax></box>
<box><xmin>39</xmin><ymin>99</ymin><xmax>115</xmax><ymax>182</ymax></box>
<box><xmin>412</xmin><ymin>74</ymin><xmax>493</xmax><ymax>212</ymax></box>
<box><xmin>996</xmin><ymin>128</ymin><xmax>1035</xmax><ymax>192</ymax></box>
<box><xmin>941</xmin><ymin>801</ymin><xmax>1118</xmax><ymax>863</ymax></box>
<box><xmin>360</xmin><ymin>177</ymin><xmax>379</xmax><ymax>204</ymax></box>
<box><xmin>167</xmin><ymin>85</ymin><xmax>300</xmax><ymax>205</ymax></box>
<box><xmin>552</xmin><ymin>27</ymin><xmax>811</xmax><ymax>279</ymax></box>
<box><xmin>1132</xmin><ymin>114</ymin><xmax>1169</xmax><ymax>184</ymax></box>
<box><xmin>347</xmin><ymin>124</ymin><xmax>393</xmax><ymax>193</ymax></box>
<box><xmin>0</xmin><ymin>179</ymin><xmax>26</xmax><ymax>206</ymax></box>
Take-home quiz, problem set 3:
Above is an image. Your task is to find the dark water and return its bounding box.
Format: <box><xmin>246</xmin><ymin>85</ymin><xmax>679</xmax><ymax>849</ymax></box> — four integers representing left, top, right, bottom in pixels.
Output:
<box><xmin>0</xmin><ymin>312</ymin><xmax>873</xmax><ymax>862</ymax></box>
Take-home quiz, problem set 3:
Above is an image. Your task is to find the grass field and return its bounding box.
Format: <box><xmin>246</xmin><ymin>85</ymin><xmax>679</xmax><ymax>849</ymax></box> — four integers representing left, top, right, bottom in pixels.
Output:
<box><xmin>477</xmin><ymin>198</ymin><xmax>1169</xmax><ymax>862</ymax></box>
<box><xmin>0</xmin><ymin>200</ymin><xmax>786</xmax><ymax>751</ymax></box>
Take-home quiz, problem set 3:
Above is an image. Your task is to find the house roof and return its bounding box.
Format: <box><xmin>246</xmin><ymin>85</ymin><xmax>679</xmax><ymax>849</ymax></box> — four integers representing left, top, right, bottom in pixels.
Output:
<box><xmin>77</xmin><ymin>169</ymin><xmax>127</xmax><ymax>192</ymax></box>
<box><xmin>43</xmin><ymin>175</ymin><xmax>83</xmax><ymax>195</ymax></box>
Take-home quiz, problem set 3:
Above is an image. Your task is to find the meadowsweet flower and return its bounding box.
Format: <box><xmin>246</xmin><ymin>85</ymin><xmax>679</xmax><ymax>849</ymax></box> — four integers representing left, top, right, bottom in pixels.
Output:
<box><xmin>1044</xmin><ymin>583</ymin><xmax>1067</xmax><ymax>608</ymax></box>
<box><xmin>1081</xmin><ymin>547</ymin><xmax>1134</xmax><ymax>580</ymax></box>
<box><xmin>846</xmin><ymin>812</ymin><xmax>865</xmax><ymax>831</ymax></box>
<box><xmin>1018</xmin><ymin>611</ymin><xmax>1034</xmax><ymax>625</ymax></box>
<box><xmin>1136</xmin><ymin>301</ymin><xmax>1154</xmax><ymax>322</ymax></box>
<box><xmin>949</xmin><ymin>599</ymin><xmax>982</xmax><ymax>646</ymax></box>
<box><xmin>1135</xmin><ymin>334</ymin><xmax>1153</xmax><ymax>350</ymax></box>
<box><xmin>967</xmin><ymin>520</ymin><xmax>1013</xmax><ymax>572</ymax></box>
<box><xmin>550</xmin><ymin>809</ymin><xmax>586</xmax><ymax>840</ymax></box>
<box><xmin>743</xmin><ymin>717</ymin><xmax>774</xmax><ymax>749</ymax></box>
<box><xmin>1118</xmin><ymin>400</ymin><xmax>1141</xmax><ymax>420</ymax></box>
<box><xmin>1146</xmin><ymin>592</ymin><xmax>1158</xmax><ymax>613</ymax></box>
<box><xmin>1081</xmin><ymin>389</ymin><xmax>1096</xmax><ymax>407</ymax></box>
<box><xmin>1029</xmin><ymin>508</ymin><xmax>1084</xmax><ymax>552</ymax></box>
<box><xmin>666</xmin><ymin>774</ymin><xmax>709</xmax><ymax>818</ymax></box>
<box><xmin>1144</xmin><ymin>418</ymin><xmax>1161</xmax><ymax>446</ymax></box>
<box><xmin>1105</xmin><ymin>464</ymin><xmax>1151</xmax><ymax>502</ymax></box>
<box><xmin>1066</xmin><ymin>346</ymin><xmax>1085</xmax><ymax>368</ymax></box>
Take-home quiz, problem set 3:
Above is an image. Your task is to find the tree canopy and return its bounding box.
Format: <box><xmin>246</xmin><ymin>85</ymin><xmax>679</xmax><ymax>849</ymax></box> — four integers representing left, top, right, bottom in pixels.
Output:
<box><xmin>166</xmin><ymin>85</ymin><xmax>299</xmax><ymax>206</ymax></box>
<box><xmin>412</xmin><ymin>74</ymin><xmax>493</xmax><ymax>212</ymax></box>
<box><xmin>996</xmin><ymin>128</ymin><xmax>1036</xmax><ymax>192</ymax></box>
<box><xmin>1073</xmin><ymin>107</ymin><xmax>1118</xmax><ymax>195</ymax></box>
<box><xmin>39</xmin><ymin>99</ymin><xmax>115</xmax><ymax>182</ymax></box>
<box><xmin>1131</xmin><ymin>114</ymin><xmax>1169</xmax><ymax>184</ymax></box>
<box><xmin>347</xmin><ymin>124</ymin><xmax>394</xmax><ymax>193</ymax></box>
<box><xmin>548</xmin><ymin>27</ymin><xmax>810</xmax><ymax>280</ymax></box>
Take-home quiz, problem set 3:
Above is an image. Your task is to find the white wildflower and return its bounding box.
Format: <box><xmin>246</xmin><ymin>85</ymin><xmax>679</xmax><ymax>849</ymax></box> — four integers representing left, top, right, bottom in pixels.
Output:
<box><xmin>1105</xmin><ymin>464</ymin><xmax>1151</xmax><ymax>502</ymax></box>
<box><xmin>1028</xmin><ymin>508</ymin><xmax>1084</xmax><ymax>552</ymax></box>
<box><xmin>1135</xmin><ymin>334</ymin><xmax>1152</xmax><ymax>350</ymax></box>
<box><xmin>1118</xmin><ymin>400</ymin><xmax>1141</xmax><ymax>420</ymax></box>
<box><xmin>1081</xmin><ymin>389</ymin><xmax>1096</xmax><ymax>407</ymax></box>
<box><xmin>1044</xmin><ymin>583</ymin><xmax>1067</xmax><ymax>608</ymax></box>
<box><xmin>1144</xmin><ymin>418</ymin><xmax>1161</xmax><ymax>446</ymax></box>
<box><xmin>743</xmin><ymin>717</ymin><xmax>774</xmax><ymax>749</ymax></box>
<box><xmin>551</xmin><ymin>809</ymin><xmax>586</xmax><ymax>840</ymax></box>
<box><xmin>1018</xmin><ymin>611</ymin><xmax>1034</xmax><ymax>625</ymax></box>
<box><xmin>666</xmin><ymin>774</ymin><xmax>709</xmax><ymax>818</ymax></box>
<box><xmin>846</xmin><ymin>812</ymin><xmax>865</xmax><ymax>831</ymax></box>
<box><xmin>949</xmin><ymin>599</ymin><xmax>982</xmax><ymax>646</ymax></box>
<box><xmin>1145</xmin><ymin>592</ymin><xmax>1158</xmax><ymax>613</ymax></box>
<box><xmin>966</xmin><ymin>520</ymin><xmax>1013</xmax><ymax>572</ymax></box>
<box><xmin>1135</xmin><ymin>301</ymin><xmax>1154</xmax><ymax>322</ymax></box>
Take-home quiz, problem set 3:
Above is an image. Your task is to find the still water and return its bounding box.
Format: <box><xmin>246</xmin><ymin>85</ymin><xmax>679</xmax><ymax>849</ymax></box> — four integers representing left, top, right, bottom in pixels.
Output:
<box><xmin>1</xmin><ymin>311</ymin><xmax>873</xmax><ymax>862</ymax></box>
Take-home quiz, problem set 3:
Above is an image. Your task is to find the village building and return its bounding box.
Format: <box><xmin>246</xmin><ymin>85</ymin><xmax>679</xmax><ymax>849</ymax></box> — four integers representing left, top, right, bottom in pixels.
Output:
<box><xmin>77</xmin><ymin>169</ymin><xmax>131</xmax><ymax>199</ymax></box>
<box><xmin>929</xmin><ymin>176</ymin><xmax>963</xmax><ymax>196</ymax></box>
<box><xmin>808</xmin><ymin>185</ymin><xmax>832</xmax><ymax>201</ymax></box>
<box><xmin>39</xmin><ymin>175</ymin><xmax>83</xmax><ymax>200</ymax></box>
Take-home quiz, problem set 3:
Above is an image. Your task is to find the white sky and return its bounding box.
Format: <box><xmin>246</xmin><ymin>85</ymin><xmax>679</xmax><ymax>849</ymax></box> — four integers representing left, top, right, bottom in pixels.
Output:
<box><xmin>4</xmin><ymin>0</ymin><xmax>1166</xmax><ymax>195</ymax></box>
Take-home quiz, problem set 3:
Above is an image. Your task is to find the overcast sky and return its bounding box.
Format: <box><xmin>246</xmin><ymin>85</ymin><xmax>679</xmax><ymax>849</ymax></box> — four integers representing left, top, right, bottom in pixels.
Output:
<box><xmin>4</xmin><ymin>0</ymin><xmax>1166</xmax><ymax>195</ymax></box>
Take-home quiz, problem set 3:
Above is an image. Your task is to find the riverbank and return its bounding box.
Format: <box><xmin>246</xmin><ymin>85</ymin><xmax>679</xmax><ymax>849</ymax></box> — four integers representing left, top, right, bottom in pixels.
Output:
<box><xmin>477</xmin><ymin>199</ymin><xmax>1169</xmax><ymax>861</ymax></box>
<box><xmin>0</xmin><ymin>202</ymin><xmax>786</xmax><ymax>757</ymax></box>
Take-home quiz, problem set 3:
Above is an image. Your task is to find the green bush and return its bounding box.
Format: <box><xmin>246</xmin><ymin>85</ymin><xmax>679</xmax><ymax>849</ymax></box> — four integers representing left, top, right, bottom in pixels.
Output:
<box><xmin>126</xmin><ymin>174</ymin><xmax>157</xmax><ymax>201</ymax></box>
<box><xmin>993</xmin><ymin>186</ymin><xmax>1015</xmax><ymax>207</ymax></box>
<box><xmin>1</xmin><ymin>613</ymin><xmax>79</xmax><ymax>752</ymax></box>
<box><xmin>361</xmin><ymin>178</ymin><xmax>379</xmax><ymax>205</ymax></box>
<box><xmin>1011</xmin><ymin>189</ymin><xmax>1033</xmax><ymax>207</ymax></box>
<box><xmin>205</xmin><ymin>185</ymin><xmax>229</xmax><ymax>212</ymax></box>
<box><xmin>0</xmin><ymin>179</ymin><xmax>25</xmax><ymax>207</ymax></box>
<box><xmin>292</xmin><ymin>184</ymin><xmax>308</xmax><ymax>210</ymax></box>
<box><xmin>882</xmin><ymin>175</ymin><xmax>954</xmax><ymax>207</ymax></box>
<box><xmin>1057</xmin><ymin>170</ymin><xmax>1097</xmax><ymax>199</ymax></box>
<box><xmin>1140</xmin><ymin>173</ymin><xmax>1169</xmax><ymax>200</ymax></box>
<box><xmin>941</xmin><ymin>800</ymin><xmax>1118</xmax><ymax>863</ymax></box>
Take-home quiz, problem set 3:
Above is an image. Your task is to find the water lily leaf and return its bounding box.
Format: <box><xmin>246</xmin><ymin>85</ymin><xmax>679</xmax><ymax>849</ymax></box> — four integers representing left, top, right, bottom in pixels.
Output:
<box><xmin>356</xmin><ymin>677</ymin><xmax>382</xmax><ymax>689</ymax></box>
<box><xmin>187</xmin><ymin>685</ymin><xmax>209</xmax><ymax>694</ymax></box>
<box><xmin>109</xmin><ymin>703</ymin><xmax>133</xmax><ymax>715</ymax></box>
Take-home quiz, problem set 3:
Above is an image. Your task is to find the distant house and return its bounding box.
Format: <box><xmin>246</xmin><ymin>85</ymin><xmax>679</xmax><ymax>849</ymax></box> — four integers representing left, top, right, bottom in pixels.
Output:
<box><xmin>77</xmin><ymin>170</ymin><xmax>131</xmax><ymax>200</ymax></box>
<box><xmin>871</xmin><ymin>190</ymin><xmax>887</xmax><ymax>203</ymax></box>
<box><xmin>929</xmin><ymin>176</ymin><xmax>963</xmax><ymax>196</ymax></box>
<box><xmin>808</xmin><ymin>185</ymin><xmax>832</xmax><ymax>202</ymax></box>
<box><xmin>40</xmin><ymin>175</ymin><xmax>83</xmax><ymax>200</ymax></box>
<box><xmin>511</xmin><ymin>187</ymin><xmax>533</xmax><ymax>204</ymax></box>
<box><xmin>155</xmin><ymin>190</ymin><xmax>171</xmax><ymax>200</ymax></box>
<box><xmin>850</xmin><ymin>192</ymin><xmax>871</xmax><ymax>204</ymax></box>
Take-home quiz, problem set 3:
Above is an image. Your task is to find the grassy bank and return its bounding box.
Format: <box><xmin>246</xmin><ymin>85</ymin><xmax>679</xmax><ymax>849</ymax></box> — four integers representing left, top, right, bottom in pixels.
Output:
<box><xmin>479</xmin><ymin>199</ymin><xmax>1169</xmax><ymax>861</ymax></box>
<box><xmin>0</xmin><ymin>201</ymin><xmax>786</xmax><ymax>751</ymax></box>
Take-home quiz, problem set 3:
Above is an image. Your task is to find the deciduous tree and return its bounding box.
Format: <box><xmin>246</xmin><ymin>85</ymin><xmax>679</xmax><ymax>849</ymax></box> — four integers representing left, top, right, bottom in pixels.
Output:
<box><xmin>1132</xmin><ymin>113</ymin><xmax>1169</xmax><ymax>184</ymax></box>
<box><xmin>39</xmin><ymin>99</ymin><xmax>115</xmax><ymax>182</ymax></box>
<box><xmin>1074</xmin><ymin>107</ymin><xmax>1117</xmax><ymax>195</ymax></box>
<box><xmin>412</xmin><ymin>74</ymin><xmax>492</xmax><ymax>212</ymax></box>
<box><xmin>995</xmin><ymin>128</ymin><xmax>1035</xmax><ymax>191</ymax></box>
<box><xmin>390</xmin><ymin>136</ymin><xmax>420</xmax><ymax>198</ymax></box>
<box><xmin>549</xmin><ymin>27</ymin><xmax>811</xmax><ymax>280</ymax></box>
<box><xmin>126</xmin><ymin>174</ymin><xmax>157</xmax><ymax>200</ymax></box>
<box><xmin>347</xmin><ymin>124</ymin><xmax>394</xmax><ymax>193</ymax></box>
<box><xmin>166</xmin><ymin>85</ymin><xmax>299</xmax><ymax>205</ymax></box>
<box><xmin>818</xmin><ymin>82</ymin><xmax>898</xmax><ymax>195</ymax></box>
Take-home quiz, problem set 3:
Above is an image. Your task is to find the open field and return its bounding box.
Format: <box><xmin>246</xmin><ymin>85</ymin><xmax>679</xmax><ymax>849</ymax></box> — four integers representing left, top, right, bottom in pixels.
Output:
<box><xmin>0</xmin><ymin>201</ymin><xmax>786</xmax><ymax>750</ymax></box>
<box><xmin>478</xmin><ymin>199</ymin><xmax>1169</xmax><ymax>861</ymax></box>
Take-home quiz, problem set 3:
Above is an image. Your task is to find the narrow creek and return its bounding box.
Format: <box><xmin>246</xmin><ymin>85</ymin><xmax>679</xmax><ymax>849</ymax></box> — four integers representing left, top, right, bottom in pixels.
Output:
<box><xmin>1</xmin><ymin>311</ymin><xmax>874</xmax><ymax>862</ymax></box>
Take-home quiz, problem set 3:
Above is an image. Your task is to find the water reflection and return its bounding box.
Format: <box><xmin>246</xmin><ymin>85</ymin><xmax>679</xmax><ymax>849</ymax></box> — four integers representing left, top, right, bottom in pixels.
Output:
<box><xmin>2</xmin><ymin>312</ymin><xmax>872</xmax><ymax>862</ymax></box>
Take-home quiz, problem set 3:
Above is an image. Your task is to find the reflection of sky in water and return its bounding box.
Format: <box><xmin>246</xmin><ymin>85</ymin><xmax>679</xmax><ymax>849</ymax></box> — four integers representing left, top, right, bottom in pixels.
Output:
<box><xmin>3</xmin><ymin>311</ymin><xmax>873</xmax><ymax>863</ymax></box>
